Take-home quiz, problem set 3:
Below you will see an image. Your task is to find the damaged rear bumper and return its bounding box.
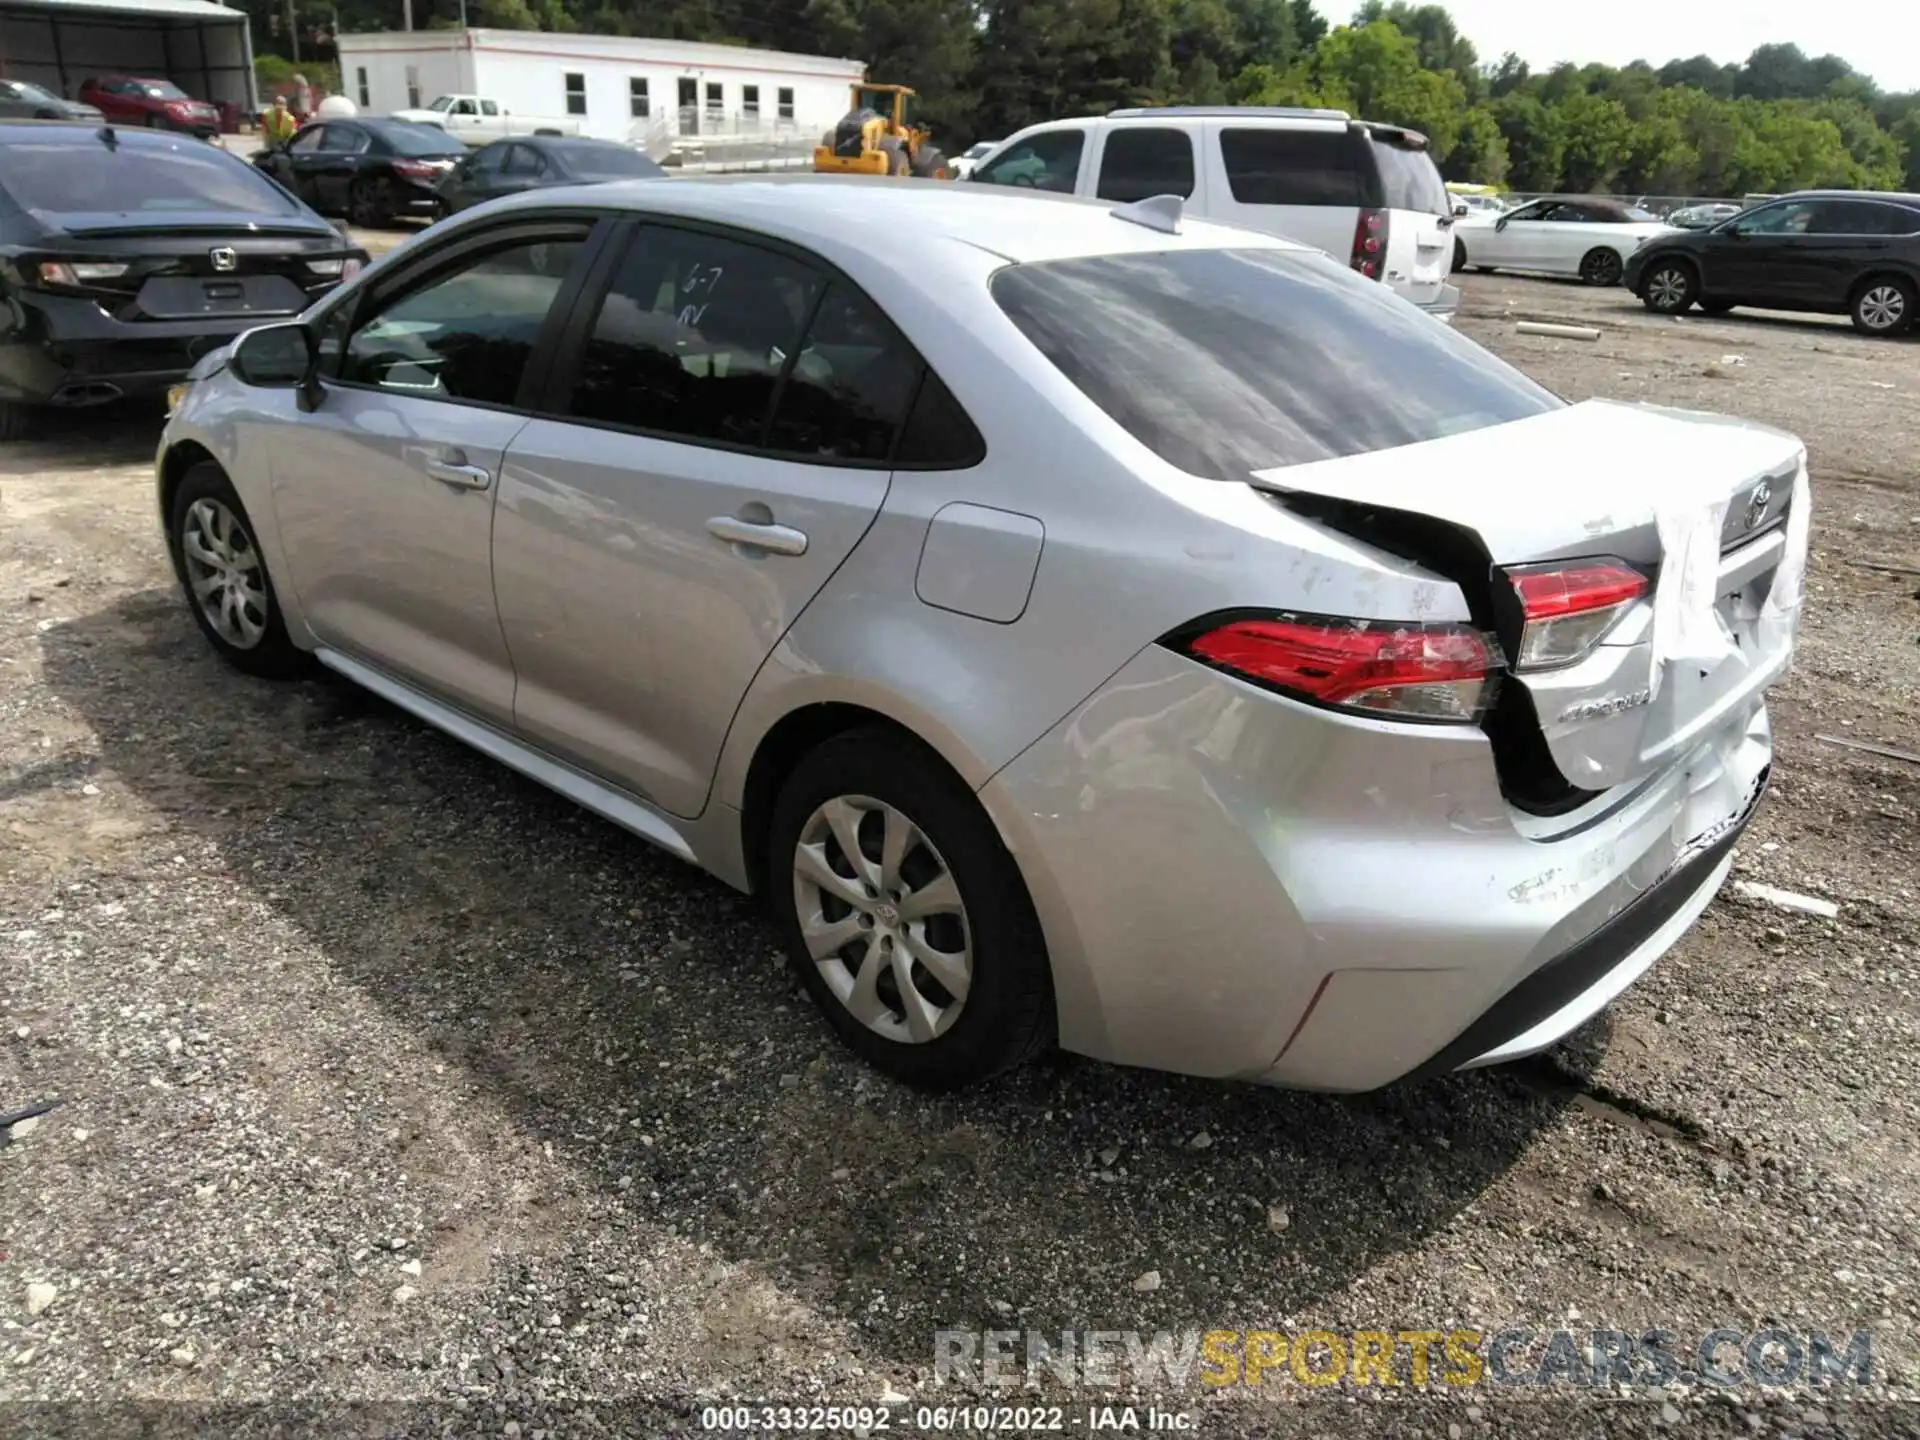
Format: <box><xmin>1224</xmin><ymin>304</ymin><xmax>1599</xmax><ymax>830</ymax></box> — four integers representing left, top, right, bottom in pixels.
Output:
<box><xmin>981</xmin><ymin>644</ymin><xmax>1775</xmax><ymax>1093</ymax></box>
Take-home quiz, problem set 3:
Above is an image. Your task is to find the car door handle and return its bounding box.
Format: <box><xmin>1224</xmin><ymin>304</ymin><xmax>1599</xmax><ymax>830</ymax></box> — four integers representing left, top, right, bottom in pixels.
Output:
<box><xmin>424</xmin><ymin>457</ymin><xmax>492</xmax><ymax>490</ymax></box>
<box><xmin>706</xmin><ymin>515</ymin><xmax>808</xmax><ymax>556</ymax></box>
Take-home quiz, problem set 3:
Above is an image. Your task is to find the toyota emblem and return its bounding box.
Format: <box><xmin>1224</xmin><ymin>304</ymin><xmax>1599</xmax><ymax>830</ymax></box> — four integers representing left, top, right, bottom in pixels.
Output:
<box><xmin>209</xmin><ymin>247</ymin><xmax>238</xmax><ymax>273</ymax></box>
<box><xmin>1742</xmin><ymin>480</ymin><xmax>1773</xmax><ymax>531</ymax></box>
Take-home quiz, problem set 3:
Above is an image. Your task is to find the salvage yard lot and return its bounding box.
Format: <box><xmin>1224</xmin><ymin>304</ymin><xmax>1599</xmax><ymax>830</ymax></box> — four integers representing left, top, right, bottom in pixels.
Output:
<box><xmin>2</xmin><ymin>271</ymin><xmax>1917</xmax><ymax>1437</ymax></box>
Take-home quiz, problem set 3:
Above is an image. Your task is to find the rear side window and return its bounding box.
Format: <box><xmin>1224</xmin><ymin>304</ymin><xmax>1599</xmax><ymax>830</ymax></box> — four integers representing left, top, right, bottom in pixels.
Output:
<box><xmin>895</xmin><ymin>371</ymin><xmax>985</xmax><ymax>468</ymax></box>
<box><xmin>1366</xmin><ymin>136</ymin><xmax>1449</xmax><ymax>215</ymax></box>
<box><xmin>1096</xmin><ymin>128</ymin><xmax>1196</xmax><ymax>202</ymax></box>
<box><xmin>1821</xmin><ymin>200</ymin><xmax>1920</xmax><ymax>235</ymax></box>
<box><xmin>764</xmin><ymin>281</ymin><xmax>922</xmax><ymax>462</ymax></box>
<box><xmin>565</xmin><ymin>226</ymin><xmax>819</xmax><ymax>447</ymax></box>
<box><xmin>973</xmin><ymin>129</ymin><xmax>1084</xmax><ymax>194</ymax></box>
<box><xmin>1219</xmin><ymin>128</ymin><xmax>1361</xmax><ymax>206</ymax></box>
<box><xmin>0</xmin><ymin>137</ymin><xmax>304</xmax><ymax>218</ymax></box>
<box><xmin>992</xmin><ymin>248</ymin><xmax>1560</xmax><ymax>480</ymax></box>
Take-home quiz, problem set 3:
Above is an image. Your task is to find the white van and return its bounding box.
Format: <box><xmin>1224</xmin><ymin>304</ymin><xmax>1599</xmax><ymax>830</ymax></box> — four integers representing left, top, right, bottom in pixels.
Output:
<box><xmin>967</xmin><ymin>106</ymin><xmax>1461</xmax><ymax>321</ymax></box>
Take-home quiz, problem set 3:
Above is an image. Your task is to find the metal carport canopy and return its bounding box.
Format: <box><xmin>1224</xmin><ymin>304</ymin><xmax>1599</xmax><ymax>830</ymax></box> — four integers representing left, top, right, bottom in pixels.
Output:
<box><xmin>0</xmin><ymin>0</ymin><xmax>257</xmax><ymax>115</ymax></box>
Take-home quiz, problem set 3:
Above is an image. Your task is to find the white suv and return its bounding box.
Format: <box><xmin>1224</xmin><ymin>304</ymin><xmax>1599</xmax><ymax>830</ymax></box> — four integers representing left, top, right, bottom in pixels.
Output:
<box><xmin>967</xmin><ymin>106</ymin><xmax>1460</xmax><ymax>321</ymax></box>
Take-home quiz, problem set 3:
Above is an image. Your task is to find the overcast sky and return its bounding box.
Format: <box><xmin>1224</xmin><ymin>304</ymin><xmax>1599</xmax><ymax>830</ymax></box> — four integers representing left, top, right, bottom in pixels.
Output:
<box><xmin>1431</xmin><ymin>0</ymin><xmax>1920</xmax><ymax>94</ymax></box>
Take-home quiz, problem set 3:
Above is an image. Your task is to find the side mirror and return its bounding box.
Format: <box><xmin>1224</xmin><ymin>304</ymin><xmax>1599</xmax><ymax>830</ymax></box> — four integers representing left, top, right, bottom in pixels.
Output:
<box><xmin>1453</xmin><ymin>202</ymin><xmax>1469</xmax><ymax>217</ymax></box>
<box><xmin>229</xmin><ymin>322</ymin><xmax>318</xmax><ymax>406</ymax></box>
<box><xmin>1495</xmin><ymin>215</ymin><xmax>1509</xmax><ymax>231</ymax></box>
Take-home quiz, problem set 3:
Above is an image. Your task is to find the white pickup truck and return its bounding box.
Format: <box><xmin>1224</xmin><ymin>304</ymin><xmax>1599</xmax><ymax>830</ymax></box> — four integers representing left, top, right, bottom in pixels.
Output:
<box><xmin>389</xmin><ymin>93</ymin><xmax>582</xmax><ymax>146</ymax></box>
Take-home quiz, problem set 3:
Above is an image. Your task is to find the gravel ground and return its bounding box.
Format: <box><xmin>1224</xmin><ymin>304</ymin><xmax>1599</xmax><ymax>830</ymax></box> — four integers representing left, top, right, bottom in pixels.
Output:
<box><xmin>1</xmin><ymin>272</ymin><xmax>1917</xmax><ymax>1439</ymax></box>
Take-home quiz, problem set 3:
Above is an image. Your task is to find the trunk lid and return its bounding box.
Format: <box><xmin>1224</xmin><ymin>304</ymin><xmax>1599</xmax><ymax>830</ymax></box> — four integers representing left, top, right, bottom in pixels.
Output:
<box><xmin>1253</xmin><ymin>399</ymin><xmax>1809</xmax><ymax>795</ymax></box>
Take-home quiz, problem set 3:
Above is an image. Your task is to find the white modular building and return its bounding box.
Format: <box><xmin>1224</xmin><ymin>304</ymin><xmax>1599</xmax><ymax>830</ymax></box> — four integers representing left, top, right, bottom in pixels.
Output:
<box><xmin>335</xmin><ymin>28</ymin><xmax>864</xmax><ymax>151</ymax></box>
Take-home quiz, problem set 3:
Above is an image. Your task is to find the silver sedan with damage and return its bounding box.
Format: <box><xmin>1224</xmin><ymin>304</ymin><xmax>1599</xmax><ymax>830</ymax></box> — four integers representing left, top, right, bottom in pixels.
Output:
<box><xmin>156</xmin><ymin>177</ymin><xmax>1810</xmax><ymax>1091</ymax></box>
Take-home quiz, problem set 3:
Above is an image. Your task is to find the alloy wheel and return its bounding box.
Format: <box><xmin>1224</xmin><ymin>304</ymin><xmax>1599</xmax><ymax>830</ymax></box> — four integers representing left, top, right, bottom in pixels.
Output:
<box><xmin>180</xmin><ymin>497</ymin><xmax>269</xmax><ymax>650</ymax></box>
<box><xmin>1583</xmin><ymin>249</ymin><xmax>1623</xmax><ymax>286</ymax></box>
<box><xmin>1646</xmin><ymin>266</ymin><xmax>1689</xmax><ymax>310</ymax></box>
<box><xmin>1857</xmin><ymin>284</ymin><xmax>1907</xmax><ymax>332</ymax></box>
<box><xmin>791</xmin><ymin>795</ymin><xmax>972</xmax><ymax>1045</ymax></box>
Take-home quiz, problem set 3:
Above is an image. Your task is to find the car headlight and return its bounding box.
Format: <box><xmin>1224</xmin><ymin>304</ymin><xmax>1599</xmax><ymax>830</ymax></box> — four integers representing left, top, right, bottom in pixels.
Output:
<box><xmin>165</xmin><ymin>382</ymin><xmax>191</xmax><ymax>415</ymax></box>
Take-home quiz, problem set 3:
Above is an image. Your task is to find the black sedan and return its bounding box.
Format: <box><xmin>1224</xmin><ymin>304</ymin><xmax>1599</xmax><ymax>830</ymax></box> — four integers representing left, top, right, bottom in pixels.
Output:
<box><xmin>255</xmin><ymin>117</ymin><xmax>467</xmax><ymax>226</ymax></box>
<box><xmin>0</xmin><ymin>79</ymin><xmax>104</xmax><ymax>123</ymax></box>
<box><xmin>435</xmin><ymin>136</ymin><xmax>665</xmax><ymax>214</ymax></box>
<box><xmin>0</xmin><ymin>122</ymin><xmax>366</xmax><ymax>439</ymax></box>
<box><xmin>1625</xmin><ymin>190</ymin><xmax>1920</xmax><ymax>336</ymax></box>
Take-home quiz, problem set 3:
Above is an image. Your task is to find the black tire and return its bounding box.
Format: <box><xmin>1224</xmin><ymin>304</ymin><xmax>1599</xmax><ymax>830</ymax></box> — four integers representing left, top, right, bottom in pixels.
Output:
<box><xmin>1579</xmin><ymin>246</ymin><xmax>1624</xmax><ymax>287</ymax></box>
<box><xmin>1639</xmin><ymin>257</ymin><xmax>1697</xmax><ymax>314</ymax></box>
<box><xmin>1698</xmin><ymin>299</ymin><xmax>1736</xmax><ymax>315</ymax></box>
<box><xmin>347</xmin><ymin>177</ymin><xmax>391</xmax><ymax>227</ymax></box>
<box><xmin>1849</xmin><ymin>275</ymin><xmax>1915</xmax><ymax>337</ymax></box>
<box><xmin>1474</xmin><ymin>264</ymin><xmax>1497</xmax><ymax>274</ymax></box>
<box><xmin>168</xmin><ymin>462</ymin><xmax>309</xmax><ymax>679</ymax></box>
<box><xmin>767</xmin><ymin>728</ymin><xmax>1054</xmax><ymax>1090</ymax></box>
<box><xmin>0</xmin><ymin>399</ymin><xmax>35</xmax><ymax>442</ymax></box>
<box><xmin>910</xmin><ymin>143</ymin><xmax>949</xmax><ymax>180</ymax></box>
<box><xmin>1452</xmin><ymin>238</ymin><xmax>1466</xmax><ymax>272</ymax></box>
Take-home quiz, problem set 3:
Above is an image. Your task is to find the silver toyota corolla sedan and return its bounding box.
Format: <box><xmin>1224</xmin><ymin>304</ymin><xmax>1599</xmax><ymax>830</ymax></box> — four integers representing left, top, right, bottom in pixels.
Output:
<box><xmin>156</xmin><ymin>178</ymin><xmax>1810</xmax><ymax>1092</ymax></box>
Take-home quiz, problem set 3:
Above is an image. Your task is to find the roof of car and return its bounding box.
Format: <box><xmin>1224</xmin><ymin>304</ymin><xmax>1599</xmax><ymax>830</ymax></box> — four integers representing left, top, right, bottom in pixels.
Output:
<box><xmin>0</xmin><ymin>119</ymin><xmax>221</xmax><ymax>149</ymax></box>
<box><xmin>481</xmin><ymin>174</ymin><xmax>1309</xmax><ymax>265</ymax></box>
<box><xmin>1781</xmin><ymin>188</ymin><xmax>1920</xmax><ymax>204</ymax></box>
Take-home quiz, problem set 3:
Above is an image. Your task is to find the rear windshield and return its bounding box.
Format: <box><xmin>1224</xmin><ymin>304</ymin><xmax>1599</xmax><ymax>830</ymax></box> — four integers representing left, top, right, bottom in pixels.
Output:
<box><xmin>559</xmin><ymin>144</ymin><xmax>663</xmax><ymax>178</ymax></box>
<box><xmin>1367</xmin><ymin>136</ymin><xmax>1449</xmax><ymax>215</ymax></box>
<box><xmin>375</xmin><ymin>123</ymin><xmax>467</xmax><ymax>157</ymax></box>
<box><xmin>0</xmin><ymin>137</ymin><xmax>304</xmax><ymax>217</ymax></box>
<box><xmin>991</xmin><ymin>248</ymin><xmax>1560</xmax><ymax>480</ymax></box>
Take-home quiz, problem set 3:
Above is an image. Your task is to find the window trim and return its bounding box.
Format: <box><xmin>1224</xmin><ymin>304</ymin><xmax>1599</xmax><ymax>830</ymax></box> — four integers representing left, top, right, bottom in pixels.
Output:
<box><xmin>319</xmin><ymin>213</ymin><xmax>614</xmax><ymax>419</ymax></box>
<box><xmin>534</xmin><ymin>213</ymin><xmax>985</xmax><ymax>471</ymax></box>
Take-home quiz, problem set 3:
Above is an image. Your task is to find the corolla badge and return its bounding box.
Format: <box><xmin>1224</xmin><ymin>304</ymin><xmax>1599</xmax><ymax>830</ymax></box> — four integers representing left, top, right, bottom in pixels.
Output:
<box><xmin>1742</xmin><ymin>480</ymin><xmax>1772</xmax><ymax>531</ymax></box>
<box><xmin>1560</xmin><ymin>689</ymin><xmax>1652</xmax><ymax>723</ymax></box>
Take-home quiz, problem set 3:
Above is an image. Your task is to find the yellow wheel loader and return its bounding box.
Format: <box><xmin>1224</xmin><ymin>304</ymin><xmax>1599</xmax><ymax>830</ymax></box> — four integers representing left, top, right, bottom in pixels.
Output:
<box><xmin>813</xmin><ymin>84</ymin><xmax>950</xmax><ymax>180</ymax></box>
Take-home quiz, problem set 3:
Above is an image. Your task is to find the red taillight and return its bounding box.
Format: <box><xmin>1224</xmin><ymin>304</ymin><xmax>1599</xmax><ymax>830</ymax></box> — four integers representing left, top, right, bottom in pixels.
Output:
<box><xmin>1505</xmin><ymin>560</ymin><xmax>1649</xmax><ymax>670</ymax></box>
<box><xmin>391</xmin><ymin>159</ymin><xmax>440</xmax><ymax>180</ymax></box>
<box><xmin>1180</xmin><ymin>615</ymin><xmax>1496</xmax><ymax>723</ymax></box>
<box><xmin>1350</xmin><ymin>208</ymin><xmax>1389</xmax><ymax>280</ymax></box>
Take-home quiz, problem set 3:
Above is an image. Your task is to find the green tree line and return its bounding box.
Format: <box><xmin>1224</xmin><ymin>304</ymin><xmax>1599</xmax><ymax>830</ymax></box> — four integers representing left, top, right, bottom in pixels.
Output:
<box><xmin>258</xmin><ymin>0</ymin><xmax>1919</xmax><ymax>196</ymax></box>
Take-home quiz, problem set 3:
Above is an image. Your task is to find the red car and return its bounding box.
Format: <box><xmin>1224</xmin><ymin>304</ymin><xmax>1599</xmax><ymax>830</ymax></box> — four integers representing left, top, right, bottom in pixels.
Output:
<box><xmin>78</xmin><ymin>75</ymin><xmax>220</xmax><ymax>137</ymax></box>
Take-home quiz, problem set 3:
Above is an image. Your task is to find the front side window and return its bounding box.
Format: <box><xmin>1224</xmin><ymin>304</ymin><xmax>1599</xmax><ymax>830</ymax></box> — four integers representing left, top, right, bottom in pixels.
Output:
<box><xmin>288</xmin><ymin>126</ymin><xmax>327</xmax><ymax>155</ymax></box>
<box><xmin>450</xmin><ymin>99</ymin><xmax>476</xmax><ymax>116</ymax></box>
<box><xmin>1096</xmin><ymin>127</ymin><xmax>1195</xmax><ymax>202</ymax></box>
<box><xmin>564</xmin><ymin>227</ymin><xmax>820</xmax><ymax>446</ymax></box>
<box><xmin>1219</xmin><ymin>128</ymin><xmax>1361</xmax><ymax>206</ymax></box>
<box><xmin>1731</xmin><ymin>201</ymin><xmax>1820</xmax><ymax>236</ymax></box>
<box><xmin>974</xmin><ymin>128</ymin><xmax>1084</xmax><ymax>194</ymax></box>
<box><xmin>992</xmin><ymin>248</ymin><xmax>1560</xmax><ymax>480</ymax></box>
<box><xmin>564</xmin><ymin>73</ymin><xmax>586</xmax><ymax>116</ymax></box>
<box><xmin>340</xmin><ymin>238</ymin><xmax>584</xmax><ymax>407</ymax></box>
